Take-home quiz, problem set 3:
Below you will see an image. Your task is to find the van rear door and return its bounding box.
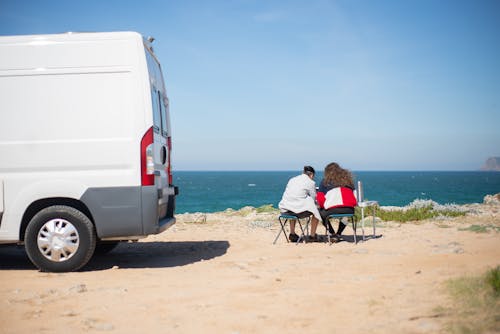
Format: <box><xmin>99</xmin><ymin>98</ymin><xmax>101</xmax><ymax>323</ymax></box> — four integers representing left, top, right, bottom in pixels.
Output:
<box><xmin>144</xmin><ymin>44</ymin><xmax>176</xmax><ymax>220</ymax></box>
<box><xmin>0</xmin><ymin>180</ymin><xmax>3</xmax><ymax>221</ymax></box>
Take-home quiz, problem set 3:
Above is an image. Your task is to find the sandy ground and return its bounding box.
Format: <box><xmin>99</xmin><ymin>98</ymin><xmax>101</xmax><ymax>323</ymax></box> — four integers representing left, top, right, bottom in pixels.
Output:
<box><xmin>1</xmin><ymin>205</ymin><xmax>499</xmax><ymax>334</ymax></box>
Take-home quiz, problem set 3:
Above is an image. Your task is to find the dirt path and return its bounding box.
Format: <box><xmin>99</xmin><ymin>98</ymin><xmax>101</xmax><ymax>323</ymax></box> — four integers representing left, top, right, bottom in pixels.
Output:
<box><xmin>1</xmin><ymin>212</ymin><xmax>499</xmax><ymax>333</ymax></box>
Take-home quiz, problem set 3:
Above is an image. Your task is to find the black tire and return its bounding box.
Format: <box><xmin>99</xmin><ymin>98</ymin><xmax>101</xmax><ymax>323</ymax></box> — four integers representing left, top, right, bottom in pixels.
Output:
<box><xmin>94</xmin><ymin>241</ymin><xmax>120</xmax><ymax>255</ymax></box>
<box><xmin>24</xmin><ymin>205</ymin><xmax>96</xmax><ymax>272</ymax></box>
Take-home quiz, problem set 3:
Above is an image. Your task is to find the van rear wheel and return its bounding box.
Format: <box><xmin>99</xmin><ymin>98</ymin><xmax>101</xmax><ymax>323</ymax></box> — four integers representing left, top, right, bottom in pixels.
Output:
<box><xmin>24</xmin><ymin>205</ymin><xmax>96</xmax><ymax>272</ymax></box>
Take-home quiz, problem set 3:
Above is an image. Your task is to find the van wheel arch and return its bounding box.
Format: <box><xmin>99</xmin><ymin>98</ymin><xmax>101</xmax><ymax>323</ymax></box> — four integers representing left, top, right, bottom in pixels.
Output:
<box><xmin>20</xmin><ymin>198</ymin><xmax>94</xmax><ymax>242</ymax></box>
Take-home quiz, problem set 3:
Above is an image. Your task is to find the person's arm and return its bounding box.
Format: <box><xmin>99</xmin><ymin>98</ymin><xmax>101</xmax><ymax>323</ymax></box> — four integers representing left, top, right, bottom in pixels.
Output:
<box><xmin>316</xmin><ymin>191</ymin><xmax>326</xmax><ymax>208</ymax></box>
<box><xmin>306</xmin><ymin>179</ymin><xmax>317</xmax><ymax>199</ymax></box>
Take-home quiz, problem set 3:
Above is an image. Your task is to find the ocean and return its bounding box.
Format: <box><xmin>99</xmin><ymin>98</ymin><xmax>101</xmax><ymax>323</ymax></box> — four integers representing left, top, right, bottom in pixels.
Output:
<box><xmin>173</xmin><ymin>171</ymin><xmax>500</xmax><ymax>214</ymax></box>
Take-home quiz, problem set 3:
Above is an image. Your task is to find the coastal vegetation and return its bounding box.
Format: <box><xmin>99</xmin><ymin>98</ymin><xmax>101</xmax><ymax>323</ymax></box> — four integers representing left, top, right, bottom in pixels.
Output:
<box><xmin>255</xmin><ymin>204</ymin><xmax>277</xmax><ymax>213</ymax></box>
<box><xmin>354</xmin><ymin>200</ymin><xmax>467</xmax><ymax>223</ymax></box>
<box><xmin>252</xmin><ymin>200</ymin><xmax>469</xmax><ymax>223</ymax></box>
<box><xmin>178</xmin><ymin>196</ymin><xmax>498</xmax><ymax>225</ymax></box>
<box><xmin>459</xmin><ymin>225</ymin><xmax>500</xmax><ymax>233</ymax></box>
<box><xmin>442</xmin><ymin>266</ymin><xmax>500</xmax><ymax>333</ymax></box>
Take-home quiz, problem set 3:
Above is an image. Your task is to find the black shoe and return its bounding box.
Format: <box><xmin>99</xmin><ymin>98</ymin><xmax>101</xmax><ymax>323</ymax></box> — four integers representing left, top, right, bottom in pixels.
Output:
<box><xmin>329</xmin><ymin>234</ymin><xmax>342</xmax><ymax>243</ymax></box>
<box><xmin>307</xmin><ymin>234</ymin><xmax>322</xmax><ymax>242</ymax></box>
<box><xmin>289</xmin><ymin>233</ymin><xmax>299</xmax><ymax>242</ymax></box>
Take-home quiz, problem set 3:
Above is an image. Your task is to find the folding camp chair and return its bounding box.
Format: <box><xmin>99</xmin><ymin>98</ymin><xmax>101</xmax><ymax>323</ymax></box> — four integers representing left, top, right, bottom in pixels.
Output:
<box><xmin>325</xmin><ymin>213</ymin><xmax>357</xmax><ymax>245</ymax></box>
<box><xmin>273</xmin><ymin>211</ymin><xmax>312</xmax><ymax>244</ymax></box>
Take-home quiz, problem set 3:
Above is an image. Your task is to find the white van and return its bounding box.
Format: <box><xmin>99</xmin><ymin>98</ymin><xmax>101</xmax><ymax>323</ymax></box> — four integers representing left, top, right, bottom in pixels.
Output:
<box><xmin>0</xmin><ymin>31</ymin><xmax>178</xmax><ymax>272</ymax></box>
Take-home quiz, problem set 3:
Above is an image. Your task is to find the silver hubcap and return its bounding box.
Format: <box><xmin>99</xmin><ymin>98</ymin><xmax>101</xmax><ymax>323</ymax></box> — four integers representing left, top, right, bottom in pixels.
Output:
<box><xmin>37</xmin><ymin>218</ymin><xmax>80</xmax><ymax>262</ymax></box>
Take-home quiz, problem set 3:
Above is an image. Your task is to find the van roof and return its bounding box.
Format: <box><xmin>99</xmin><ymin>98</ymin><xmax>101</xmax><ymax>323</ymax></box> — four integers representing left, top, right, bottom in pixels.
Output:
<box><xmin>0</xmin><ymin>31</ymin><xmax>145</xmax><ymax>44</ymax></box>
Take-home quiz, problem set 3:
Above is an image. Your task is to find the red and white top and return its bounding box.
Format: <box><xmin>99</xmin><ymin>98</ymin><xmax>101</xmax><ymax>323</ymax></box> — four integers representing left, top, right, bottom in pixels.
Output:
<box><xmin>316</xmin><ymin>186</ymin><xmax>357</xmax><ymax>210</ymax></box>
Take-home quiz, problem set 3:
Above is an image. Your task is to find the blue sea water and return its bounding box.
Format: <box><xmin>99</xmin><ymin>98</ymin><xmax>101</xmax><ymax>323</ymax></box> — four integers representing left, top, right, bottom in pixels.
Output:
<box><xmin>173</xmin><ymin>171</ymin><xmax>500</xmax><ymax>214</ymax></box>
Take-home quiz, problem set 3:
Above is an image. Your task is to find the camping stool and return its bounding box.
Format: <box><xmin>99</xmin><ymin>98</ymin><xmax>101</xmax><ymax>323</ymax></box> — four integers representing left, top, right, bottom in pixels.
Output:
<box><xmin>325</xmin><ymin>213</ymin><xmax>357</xmax><ymax>245</ymax></box>
<box><xmin>273</xmin><ymin>211</ymin><xmax>312</xmax><ymax>244</ymax></box>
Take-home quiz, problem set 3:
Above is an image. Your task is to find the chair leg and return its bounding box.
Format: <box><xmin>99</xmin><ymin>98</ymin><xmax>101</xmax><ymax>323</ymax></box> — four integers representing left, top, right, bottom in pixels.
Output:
<box><xmin>362</xmin><ymin>216</ymin><xmax>366</xmax><ymax>241</ymax></box>
<box><xmin>372</xmin><ymin>205</ymin><xmax>377</xmax><ymax>239</ymax></box>
<box><xmin>274</xmin><ymin>215</ymin><xmax>313</xmax><ymax>244</ymax></box>
<box><xmin>273</xmin><ymin>217</ymin><xmax>290</xmax><ymax>244</ymax></box>
<box><xmin>297</xmin><ymin>218</ymin><xmax>307</xmax><ymax>243</ymax></box>
<box><xmin>325</xmin><ymin>218</ymin><xmax>331</xmax><ymax>245</ymax></box>
<box><xmin>351</xmin><ymin>216</ymin><xmax>357</xmax><ymax>244</ymax></box>
<box><xmin>304</xmin><ymin>216</ymin><xmax>311</xmax><ymax>237</ymax></box>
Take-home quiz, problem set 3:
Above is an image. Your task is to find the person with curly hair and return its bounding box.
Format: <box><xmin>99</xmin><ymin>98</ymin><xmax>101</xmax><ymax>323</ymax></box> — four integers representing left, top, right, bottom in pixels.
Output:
<box><xmin>316</xmin><ymin>162</ymin><xmax>357</xmax><ymax>242</ymax></box>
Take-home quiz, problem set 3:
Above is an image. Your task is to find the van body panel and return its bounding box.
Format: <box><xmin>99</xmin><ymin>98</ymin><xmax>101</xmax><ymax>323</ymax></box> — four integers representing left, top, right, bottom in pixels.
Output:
<box><xmin>0</xmin><ymin>178</ymin><xmax>89</xmax><ymax>241</ymax></box>
<box><xmin>81</xmin><ymin>185</ymin><xmax>177</xmax><ymax>239</ymax></box>
<box><xmin>80</xmin><ymin>187</ymin><xmax>143</xmax><ymax>238</ymax></box>
<box><xmin>141</xmin><ymin>186</ymin><xmax>176</xmax><ymax>235</ymax></box>
<box><xmin>0</xmin><ymin>32</ymin><xmax>176</xmax><ymax>248</ymax></box>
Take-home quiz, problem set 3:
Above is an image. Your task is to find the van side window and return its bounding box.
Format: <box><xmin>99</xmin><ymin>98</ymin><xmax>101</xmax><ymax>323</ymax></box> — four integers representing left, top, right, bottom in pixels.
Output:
<box><xmin>151</xmin><ymin>90</ymin><xmax>161</xmax><ymax>133</ymax></box>
<box><xmin>158</xmin><ymin>93</ymin><xmax>168</xmax><ymax>137</ymax></box>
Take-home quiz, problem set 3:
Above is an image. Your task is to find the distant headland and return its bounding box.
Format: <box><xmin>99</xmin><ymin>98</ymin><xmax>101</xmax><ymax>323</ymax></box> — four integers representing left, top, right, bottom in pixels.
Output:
<box><xmin>481</xmin><ymin>157</ymin><xmax>500</xmax><ymax>171</ymax></box>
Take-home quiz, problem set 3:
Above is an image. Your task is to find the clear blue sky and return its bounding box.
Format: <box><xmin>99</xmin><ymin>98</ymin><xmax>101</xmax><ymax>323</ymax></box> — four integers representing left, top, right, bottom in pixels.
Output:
<box><xmin>1</xmin><ymin>0</ymin><xmax>499</xmax><ymax>171</ymax></box>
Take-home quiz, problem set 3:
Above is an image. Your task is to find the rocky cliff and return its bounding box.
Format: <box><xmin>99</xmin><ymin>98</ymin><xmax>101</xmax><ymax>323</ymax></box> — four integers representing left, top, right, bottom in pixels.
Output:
<box><xmin>481</xmin><ymin>157</ymin><xmax>500</xmax><ymax>171</ymax></box>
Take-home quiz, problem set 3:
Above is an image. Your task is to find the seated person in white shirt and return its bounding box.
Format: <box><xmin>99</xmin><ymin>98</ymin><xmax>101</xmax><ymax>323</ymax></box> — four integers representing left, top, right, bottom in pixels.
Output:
<box><xmin>278</xmin><ymin>166</ymin><xmax>322</xmax><ymax>242</ymax></box>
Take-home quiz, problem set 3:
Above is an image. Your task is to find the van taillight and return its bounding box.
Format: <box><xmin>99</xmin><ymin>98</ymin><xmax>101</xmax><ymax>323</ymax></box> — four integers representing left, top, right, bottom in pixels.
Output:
<box><xmin>167</xmin><ymin>136</ymin><xmax>173</xmax><ymax>185</ymax></box>
<box><xmin>141</xmin><ymin>127</ymin><xmax>155</xmax><ymax>186</ymax></box>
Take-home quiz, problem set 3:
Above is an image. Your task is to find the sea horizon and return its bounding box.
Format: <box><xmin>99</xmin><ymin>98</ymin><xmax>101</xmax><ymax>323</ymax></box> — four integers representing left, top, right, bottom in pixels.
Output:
<box><xmin>175</xmin><ymin>169</ymin><xmax>498</xmax><ymax>171</ymax></box>
<box><xmin>175</xmin><ymin>169</ymin><xmax>500</xmax><ymax>173</ymax></box>
<box><xmin>173</xmin><ymin>170</ymin><xmax>500</xmax><ymax>214</ymax></box>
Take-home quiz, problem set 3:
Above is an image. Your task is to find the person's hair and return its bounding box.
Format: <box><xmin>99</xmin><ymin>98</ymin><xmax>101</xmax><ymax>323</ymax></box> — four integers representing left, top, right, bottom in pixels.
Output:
<box><xmin>322</xmin><ymin>162</ymin><xmax>354</xmax><ymax>188</ymax></box>
<box><xmin>303</xmin><ymin>165</ymin><xmax>315</xmax><ymax>177</ymax></box>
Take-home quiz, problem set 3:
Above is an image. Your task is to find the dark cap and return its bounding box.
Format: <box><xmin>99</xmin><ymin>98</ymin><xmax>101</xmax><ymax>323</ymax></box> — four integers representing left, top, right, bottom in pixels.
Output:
<box><xmin>303</xmin><ymin>166</ymin><xmax>315</xmax><ymax>175</ymax></box>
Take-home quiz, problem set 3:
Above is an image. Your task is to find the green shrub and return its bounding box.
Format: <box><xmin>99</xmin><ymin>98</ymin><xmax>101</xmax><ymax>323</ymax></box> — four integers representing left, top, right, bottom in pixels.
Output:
<box><xmin>355</xmin><ymin>200</ymin><xmax>467</xmax><ymax>223</ymax></box>
<box><xmin>485</xmin><ymin>266</ymin><xmax>500</xmax><ymax>296</ymax></box>
<box><xmin>459</xmin><ymin>225</ymin><xmax>500</xmax><ymax>233</ymax></box>
<box><xmin>443</xmin><ymin>266</ymin><xmax>500</xmax><ymax>333</ymax></box>
<box><xmin>459</xmin><ymin>225</ymin><xmax>488</xmax><ymax>233</ymax></box>
<box><xmin>255</xmin><ymin>204</ymin><xmax>278</xmax><ymax>213</ymax></box>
